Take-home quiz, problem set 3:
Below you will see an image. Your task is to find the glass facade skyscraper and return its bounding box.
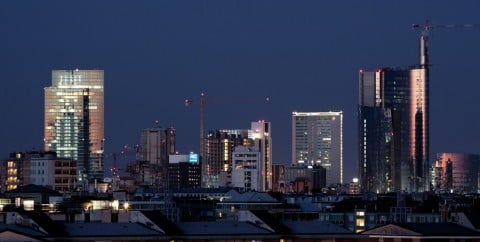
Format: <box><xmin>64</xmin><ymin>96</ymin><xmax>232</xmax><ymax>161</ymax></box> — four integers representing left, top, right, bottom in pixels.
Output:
<box><xmin>44</xmin><ymin>70</ymin><xmax>104</xmax><ymax>183</ymax></box>
<box><xmin>358</xmin><ymin>66</ymin><xmax>429</xmax><ymax>193</ymax></box>
<box><xmin>292</xmin><ymin>111</ymin><xmax>343</xmax><ymax>186</ymax></box>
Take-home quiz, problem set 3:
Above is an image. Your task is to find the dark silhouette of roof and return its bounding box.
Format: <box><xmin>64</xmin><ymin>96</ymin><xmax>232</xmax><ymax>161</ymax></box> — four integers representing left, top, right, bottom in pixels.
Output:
<box><xmin>250</xmin><ymin>210</ymin><xmax>291</xmax><ymax>234</ymax></box>
<box><xmin>364</xmin><ymin>222</ymin><xmax>480</xmax><ymax>237</ymax></box>
<box><xmin>398</xmin><ymin>222</ymin><xmax>480</xmax><ymax>236</ymax></box>
<box><xmin>282</xmin><ymin>221</ymin><xmax>353</xmax><ymax>234</ymax></box>
<box><xmin>5</xmin><ymin>184</ymin><xmax>61</xmax><ymax>196</ymax></box>
<box><xmin>176</xmin><ymin>221</ymin><xmax>273</xmax><ymax>235</ymax></box>
<box><xmin>0</xmin><ymin>224</ymin><xmax>46</xmax><ymax>238</ymax></box>
<box><xmin>465</xmin><ymin>210</ymin><xmax>480</xmax><ymax>229</ymax></box>
<box><xmin>141</xmin><ymin>210</ymin><xmax>182</xmax><ymax>235</ymax></box>
<box><xmin>20</xmin><ymin>210</ymin><xmax>67</xmax><ymax>237</ymax></box>
<box><xmin>63</xmin><ymin>222</ymin><xmax>162</xmax><ymax>237</ymax></box>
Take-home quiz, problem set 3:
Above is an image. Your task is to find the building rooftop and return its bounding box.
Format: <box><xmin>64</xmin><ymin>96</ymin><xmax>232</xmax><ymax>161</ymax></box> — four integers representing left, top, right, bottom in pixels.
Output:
<box><xmin>283</xmin><ymin>220</ymin><xmax>353</xmax><ymax>234</ymax></box>
<box><xmin>221</xmin><ymin>191</ymin><xmax>279</xmax><ymax>203</ymax></box>
<box><xmin>363</xmin><ymin>222</ymin><xmax>480</xmax><ymax>237</ymax></box>
<box><xmin>5</xmin><ymin>184</ymin><xmax>62</xmax><ymax>196</ymax></box>
<box><xmin>0</xmin><ymin>224</ymin><xmax>46</xmax><ymax>238</ymax></box>
<box><xmin>176</xmin><ymin>221</ymin><xmax>272</xmax><ymax>235</ymax></box>
<box><xmin>62</xmin><ymin>222</ymin><xmax>162</xmax><ymax>237</ymax></box>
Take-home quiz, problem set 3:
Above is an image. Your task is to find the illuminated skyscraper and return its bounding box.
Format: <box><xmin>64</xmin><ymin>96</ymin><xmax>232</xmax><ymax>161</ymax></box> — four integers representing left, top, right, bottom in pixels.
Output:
<box><xmin>358</xmin><ymin>66</ymin><xmax>428</xmax><ymax>193</ymax></box>
<box><xmin>44</xmin><ymin>70</ymin><xmax>104</xmax><ymax>183</ymax></box>
<box><xmin>292</xmin><ymin>111</ymin><xmax>343</xmax><ymax>186</ymax></box>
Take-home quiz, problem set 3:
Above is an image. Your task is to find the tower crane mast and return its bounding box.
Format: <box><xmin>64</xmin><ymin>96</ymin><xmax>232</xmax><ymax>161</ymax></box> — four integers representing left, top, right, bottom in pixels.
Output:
<box><xmin>185</xmin><ymin>92</ymin><xmax>206</xmax><ymax>162</ymax></box>
<box><xmin>409</xmin><ymin>20</ymin><xmax>480</xmax><ymax>191</ymax></box>
<box><xmin>185</xmin><ymin>92</ymin><xmax>270</xmax><ymax>161</ymax></box>
<box><xmin>412</xmin><ymin>21</ymin><xmax>480</xmax><ymax>68</ymax></box>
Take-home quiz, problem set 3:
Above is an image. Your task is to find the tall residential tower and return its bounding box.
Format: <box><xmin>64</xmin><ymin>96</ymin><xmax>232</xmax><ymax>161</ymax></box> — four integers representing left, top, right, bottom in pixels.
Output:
<box><xmin>44</xmin><ymin>70</ymin><xmax>104</xmax><ymax>183</ymax></box>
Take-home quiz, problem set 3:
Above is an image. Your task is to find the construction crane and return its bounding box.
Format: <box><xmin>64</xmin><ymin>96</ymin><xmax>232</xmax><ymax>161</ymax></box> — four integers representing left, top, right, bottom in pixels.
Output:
<box><xmin>410</xmin><ymin>21</ymin><xmax>480</xmax><ymax>191</ymax></box>
<box><xmin>185</xmin><ymin>92</ymin><xmax>270</xmax><ymax>161</ymax></box>
<box><xmin>185</xmin><ymin>92</ymin><xmax>206</xmax><ymax>162</ymax></box>
<box><xmin>412</xmin><ymin>21</ymin><xmax>480</xmax><ymax>68</ymax></box>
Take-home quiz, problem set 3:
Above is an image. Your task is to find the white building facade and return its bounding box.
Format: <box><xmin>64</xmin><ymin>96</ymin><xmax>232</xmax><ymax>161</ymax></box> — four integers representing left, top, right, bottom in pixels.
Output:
<box><xmin>231</xmin><ymin>146</ymin><xmax>261</xmax><ymax>191</ymax></box>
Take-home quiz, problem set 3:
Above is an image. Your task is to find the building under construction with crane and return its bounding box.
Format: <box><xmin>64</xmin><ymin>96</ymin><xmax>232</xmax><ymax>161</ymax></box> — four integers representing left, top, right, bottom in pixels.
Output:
<box><xmin>357</xmin><ymin>23</ymin><xmax>432</xmax><ymax>193</ymax></box>
<box><xmin>185</xmin><ymin>93</ymin><xmax>272</xmax><ymax>190</ymax></box>
<box><xmin>358</xmin><ymin>21</ymin><xmax>480</xmax><ymax>193</ymax></box>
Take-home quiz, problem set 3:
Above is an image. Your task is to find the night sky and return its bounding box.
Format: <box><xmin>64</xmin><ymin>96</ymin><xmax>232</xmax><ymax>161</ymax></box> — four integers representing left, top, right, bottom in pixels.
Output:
<box><xmin>1</xmin><ymin>1</ymin><xmax>480</xmax><ymax>182</ymax></box>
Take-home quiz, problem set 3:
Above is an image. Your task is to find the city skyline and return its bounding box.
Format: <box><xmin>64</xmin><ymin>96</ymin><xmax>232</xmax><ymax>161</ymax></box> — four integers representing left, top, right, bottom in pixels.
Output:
<box><xmin>2</xmin><ymin>1</ymin><xmax>480</xmax><ymax>183</ymax></box>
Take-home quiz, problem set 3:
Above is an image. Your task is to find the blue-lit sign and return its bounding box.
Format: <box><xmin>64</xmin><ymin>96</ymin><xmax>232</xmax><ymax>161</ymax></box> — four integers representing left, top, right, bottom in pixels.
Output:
<box><xmin>188</xmin><ymin>153</ymin><xmax>199</xmax><ymax>163</ymax></box>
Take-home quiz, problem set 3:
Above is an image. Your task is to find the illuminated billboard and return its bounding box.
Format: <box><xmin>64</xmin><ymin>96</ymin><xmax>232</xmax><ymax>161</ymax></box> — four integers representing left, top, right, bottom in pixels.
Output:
<box><xmin>188</xmin><ymin>153</ymin><xmax>199</xmax><ymax>163</ymax></box>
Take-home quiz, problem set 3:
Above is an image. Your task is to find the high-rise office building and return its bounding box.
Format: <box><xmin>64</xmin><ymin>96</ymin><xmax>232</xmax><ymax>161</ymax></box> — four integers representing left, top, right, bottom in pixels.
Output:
<box><xmin>44</xmin><ymin>69</ymin><xmax>104</xmax><ymax>183</ymax></box>
<box><xmin>292</xmin><ymin>111</ymin><xmax>343</xmax><ymax>186</ymax></box>
<box><xmin>138</xmin><ymin>127</ymin><xmax>176</xmax><ymax>188</ymax></box>
<box><xmin>358</xmin><ymin>66</ymin><xmax>428</xmax><ymax>193</ymax></box>
<box><xmin>433</xmin><ymin>153</ymin><xmax>480</xmax><ymax>194</ymax></box>
<box><xmin>358</xmin><ymin>33</ymin><xmax>430</xmax><ymax>193</ymax></box>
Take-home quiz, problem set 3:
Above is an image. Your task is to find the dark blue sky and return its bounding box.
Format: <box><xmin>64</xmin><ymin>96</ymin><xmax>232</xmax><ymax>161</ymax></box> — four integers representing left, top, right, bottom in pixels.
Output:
<box><xmin>1</xmin><ymin>1</ymin><xmax>480</xmax><ymax>182</ymax></box>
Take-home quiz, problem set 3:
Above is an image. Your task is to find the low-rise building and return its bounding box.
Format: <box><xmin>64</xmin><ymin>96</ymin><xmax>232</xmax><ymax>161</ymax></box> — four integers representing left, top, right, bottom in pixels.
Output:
<box><xmin>1</xmin><ymin>151</ymin><xmax>76</xmax><ymax>193</ymax></box>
